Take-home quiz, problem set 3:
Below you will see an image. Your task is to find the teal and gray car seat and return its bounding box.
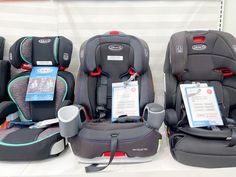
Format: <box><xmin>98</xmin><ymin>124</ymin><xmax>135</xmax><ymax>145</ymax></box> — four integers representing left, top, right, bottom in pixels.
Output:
<box><xmin>0</xmin><ymin>36</ymin><xmax>74</xmax><ymax>160</ymax></box>
<box><xmin>0</xmin><ymin>36</ymin><xmax>10</xmax><ymax>103</ymax></box>
<box><xmin>164</xmin><ymin>30</ymin><xmax>236</xmax><ymax>167</ymax></box>
<box><xmin>59</xmin><ymin>31</ymin><xmax>165</xmax><ymax>172</ymax></box>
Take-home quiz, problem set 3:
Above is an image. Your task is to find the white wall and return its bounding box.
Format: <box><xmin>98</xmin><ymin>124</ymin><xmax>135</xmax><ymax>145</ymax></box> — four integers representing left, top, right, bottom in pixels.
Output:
<box><xmin>0</xmin><ymin>0</ymin><xmax>221</xmax><ymax>105</ymax></box>
<box><xmin>223</xmin><ymin>0</ymin><xmax>236</xmax><ymax>36</ymax></box>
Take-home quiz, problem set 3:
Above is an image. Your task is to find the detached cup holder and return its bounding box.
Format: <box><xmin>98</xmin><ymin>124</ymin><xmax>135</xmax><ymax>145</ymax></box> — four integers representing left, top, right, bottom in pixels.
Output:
<box><xmin>58</xmin><ymin>105</ymin><xmax>87</xmax><ymax>138</ymax></box>
<box><xmin>143</xmin><ymin>103</ymin><xmax>165</xmax><ymax>130</ymax></box>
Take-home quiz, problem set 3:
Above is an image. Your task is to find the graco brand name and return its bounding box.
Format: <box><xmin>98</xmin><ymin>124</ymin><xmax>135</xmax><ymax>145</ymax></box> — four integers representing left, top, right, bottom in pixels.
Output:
<box><xmin>38</xmin><ymin>39</ymin><xmax>51</xmax><ymax>44</ymax></box>
<box><xmin>192</xmin><ymin>44</ymin><xmax>207</xmax><ymax>51</ymax></box>
<box><xmin>108</xmin><ymin>44</ymin><xmax>123</xmax><ymax>51</ymax></box>
<box><xmin>37</xmin><ymin>68</ymin><xmax>53</xmax><ymax>74</ymax></box>
<box><xmin>132</xmin><ymin>148</ymin><xmax>148</xmax><ymax>152</ymax></box>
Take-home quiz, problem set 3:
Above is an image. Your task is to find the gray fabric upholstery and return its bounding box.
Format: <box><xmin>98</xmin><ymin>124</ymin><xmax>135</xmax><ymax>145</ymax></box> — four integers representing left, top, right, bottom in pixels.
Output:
<box><xmin>9</xmin><ymin>36</ymin><xmax>73</xmax><ymax>68</ymax></box>
<box><xmin>21</xmin><ymin>37</ymin><xmax>32</xmax><ymax>64</ymax></box>
<box><xmin>165</xmin><ymin>30</ymin><xmax>236</xmax><ymax>168</ymax></box>
<box><xmin>9</xmin><ymin>77</ymin><xmax>30</xmax><ymax>120</ymax></box>
<box><xmin>37</xmin><ymin>127</ymin><xmax>59</xmax><ymax>140</ymax></box>
<box><xmin>0</xmin><ymin>127</ymin><xmax>59</xmax><ymax>143</ymax></box>
<box><xmin>169</xmin><ymin>30</ymin><xmax>236</xmax><ymax>80</ymax></box>
<box><xmin>80</xmin><ymin>34</ymin><xmax>149</xmax><ymax>74</ymax></box>
<box><xmin>0</xmin><ymin>127</ymin><xmax>19</xmax><ymax>141</ymax></box>
<box><xmin>9</xmin><ymin>75</ymin><xmax>67</xmax><ymax>121</ymax></box>
<box><xmin>76</xmin><ymin>34</ymin><xmax>154</xmax><ymax>119</ymax></box>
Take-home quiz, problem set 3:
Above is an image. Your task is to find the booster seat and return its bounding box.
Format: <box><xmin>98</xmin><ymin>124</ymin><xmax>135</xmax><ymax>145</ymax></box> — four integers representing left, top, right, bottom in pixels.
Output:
<box><xmin>0</xmin><ymin>36</ymin><xmax>74</xmax><ymax>160</ymax></box>
<box><xmin>164</xmin><ymin>30</ymin><xmax>236</xmax><ymax>168</ymax></box>
<box><xmin>58</xmin><ymin>31</ymin><xmax>164</xmax><ymax>172</ymax></box>
<box><xmin>0</xmin><ymin>36</ymin><xmax>10</xmax><ymax>103</ymax></box>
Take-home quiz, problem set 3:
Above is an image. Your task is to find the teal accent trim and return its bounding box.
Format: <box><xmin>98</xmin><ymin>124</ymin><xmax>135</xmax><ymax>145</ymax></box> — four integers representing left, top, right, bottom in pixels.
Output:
<box><xmin>58</xmin><ymin>76</ymin><xmax>68</xmax><ymax>102</ymax></box>
<box><xmin>53</xmin><ymin>37</ymin><xmax>59</xmax><ymax>64</ymax></box>
<box><xmin>20</xmin><ymin>37</ymin><xmax>32</xmax><ymax>64</ymax></box>
<box><xmin>8</xmin><ymin>75</ymin><xmax>30</xmax><ymax>122</ymax></box>
<box><xmin>0</xmin><ymin>132</ymin><xmax>59</xmax><ymax>147</ymax></box>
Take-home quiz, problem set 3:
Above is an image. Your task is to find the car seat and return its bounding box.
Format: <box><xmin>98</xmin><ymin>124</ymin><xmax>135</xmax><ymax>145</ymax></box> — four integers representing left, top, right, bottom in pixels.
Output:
<box><xmin>58</xmin><ymin>31</ymin><xmax>165</xmax><ymax>172</ymax></box>
<box><xmin>0</xmin><ymin>36</ymin><xmax>10</xmax><ymax>103</ymax></box>
<box><xmin>164</xmin><ymin>30</ymin><xmax>236</xmax><ymax>168</ymax></box>
<box><xmin>0</xmin><ymin>36</ymin><xmax>74</xmax><ymax>160</ymax></box>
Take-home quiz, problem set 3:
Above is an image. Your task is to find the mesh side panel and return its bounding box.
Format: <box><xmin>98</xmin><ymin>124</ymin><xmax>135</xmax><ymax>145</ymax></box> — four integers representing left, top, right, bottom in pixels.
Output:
<box><xmin>21</xmin><ymin>38</ymin><xmax>32</xmax><ymax>63</ymax></box>
<box><xmin>0</xmin><ymin>127</ymin><xmax>20</xmax><ymax>141</ymax></box>
<box><xmin>55</xmin><ymin>77</ymin><xmax>67</xmax><ymax>110</ymax></box>
<box><xmin>9</xmin><ymin>77</ymin><xmax>30</xmax><ymax>120</ymax></box>
<box><xmin>9</xmin><ymin>76</ymin><xmax>67</xmax><ymax>121</ymax></box>
<box><xmin>37</xmin><ymin>127</ymin><xmax>59</xmax><ymax>140</ymax></box>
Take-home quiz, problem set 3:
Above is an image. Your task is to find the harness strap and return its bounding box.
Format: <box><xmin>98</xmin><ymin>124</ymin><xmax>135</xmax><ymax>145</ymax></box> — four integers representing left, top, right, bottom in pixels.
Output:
<box><xmin>85</xmin><ymin>134</ymin><xmax>118</xmax><ymax>173</ymax></box>
<box><xmin>96</xmin><ymin>75</ymin><xmax>108</xmax><ymax>120</ymax></box>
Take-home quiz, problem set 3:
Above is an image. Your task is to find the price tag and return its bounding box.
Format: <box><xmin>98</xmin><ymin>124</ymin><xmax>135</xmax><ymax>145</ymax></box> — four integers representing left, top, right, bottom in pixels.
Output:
<box><xmin>180</xmin><ymin>83</ymin><xmax>223</xmax><ymax>127</ymax></box>
<box><xmin>25</xmin><ymin>66</ymin><xmax>58</xmax><ymax>101</ymax></box>
<box><xmin>112</xmin><ymin>81</ymin><xmax>139</xmax><ymax>122</ymax></box>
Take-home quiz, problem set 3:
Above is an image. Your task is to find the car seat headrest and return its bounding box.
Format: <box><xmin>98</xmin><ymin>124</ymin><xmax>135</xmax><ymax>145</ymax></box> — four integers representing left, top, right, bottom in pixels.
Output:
<box><xmin>80</xmin><ymin>32</ymin><xmax>149</xmax><ymax>75</ymax></box>
<box><xmin>169</xmin><ymin>30</ymin><xmax>236</xmax><ymax>81</ymax></box>
<box><xmin>9</xmin><ymin>36</ymin><xmax>73</xmax><ymax>69</ymax></box>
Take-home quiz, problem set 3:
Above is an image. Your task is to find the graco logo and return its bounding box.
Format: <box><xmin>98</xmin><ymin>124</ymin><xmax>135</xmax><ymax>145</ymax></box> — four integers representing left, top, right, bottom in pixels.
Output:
<box><xmin>63</xmin><ymin>53</ymin><xmax>69</xmax><ymax>60</ymax></box>
<box><xmin>38</xmin><ymin>39</ymin><xmax>51</xmax><ymax>44</ymax></box>
<box><xmin>144</xmin><ymin>48</ymin><xmax>149</xmax><ymax>57</ymax></box>
<box><xmin>192</xmin><ymin>44</ymin><xmax>207</xmax><ymax>51</ymax></box>
<box><xmin>232</xmin><ymin>45</ymin><xmax>236</xmax><ymax>53</ymax></box>
<box><xmin>108</xmin><ymin>44</ymin><xmax>123</xmax><ymax>51</ymax></box>
<box><xmin>132</xmin><ymin>148</ymin><xmax>148</xmax><ymax>152</ymax></box>
<box><xmin>176</xmin><ymin>45</ymin><xmax>183</xmax><ymax>53</ymax></box>
<box><xmin>9</xmin><ymin>53</ymin><xmax>13</xmax><ymax>60</ymax></box>
<box><xmin>37</xmin><ymin>68</ymin><xmax>53</xmax><ymax>74</ymax></box>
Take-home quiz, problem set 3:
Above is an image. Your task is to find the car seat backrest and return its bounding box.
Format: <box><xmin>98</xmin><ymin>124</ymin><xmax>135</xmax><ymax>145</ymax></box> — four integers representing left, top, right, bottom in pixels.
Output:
<box><xmin>8</xmin><ymin>36</ymin><xmax>74</xmax><ymax>122</ymax></box>
<box><xmin>165</xmin><ymin>30</ymin><xmax>236</xmax><ymax>125</ymax></box>
<box><xmin>76</xmin><ymin>32</ymin><xmax>154</xmax><ymax>119</ymax></box>
<box><xmin>169</xmin><ymin>30</ymin><xmax>236</xmax><ymax>81</ymax></box>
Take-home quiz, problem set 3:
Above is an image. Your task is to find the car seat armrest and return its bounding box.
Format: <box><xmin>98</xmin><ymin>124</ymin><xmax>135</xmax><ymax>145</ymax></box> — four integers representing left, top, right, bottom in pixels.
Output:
<box><xmin>58</xmin><ymin>104</ymin><xmax>87</xmax><ymax>138</ymax></box>
<box><xmin>56</xmin><ymin>100</ymin><xmax>72</xmax><ymax>117</ymax></box>
<box><xmin>0</xmin><ymin>101</ymin><xmax>18</xmax><ymax>124</ymax></box>
<box><xmin>164</xmin><ymin>108</ymin><xmax>178</xmax><ymax>127</ymax></box>
<box><xmin>143</xmin><ymin>103</ymin><xmax>165</xmax><ymax>130</ymax></box>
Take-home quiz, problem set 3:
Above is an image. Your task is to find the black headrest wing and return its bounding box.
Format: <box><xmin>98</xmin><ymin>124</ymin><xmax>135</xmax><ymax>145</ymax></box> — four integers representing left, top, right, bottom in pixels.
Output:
<box><xmin>0</xmin><ymin>37</ymin><xmax>5</xmax><ymax>60</ymax></box>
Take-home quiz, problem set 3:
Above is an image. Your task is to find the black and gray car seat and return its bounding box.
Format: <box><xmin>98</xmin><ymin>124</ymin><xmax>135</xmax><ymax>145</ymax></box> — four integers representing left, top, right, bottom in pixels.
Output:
<box><xmin>0</xmin><ymin>37</ymin><xmax>10</xmax><ymax>104</ymax></box>
<box><xmin>0</xmin><ymin>36</ymin><xmax>74</xmax><ymax>160</ymax></box>
<box><xmin>58</xmin><ymin>31</ymin><xmax>164</xmax><ymax>172</ymax></box>
<box><xmin>164</xmin><ymin>30</ymin><xmax>236</xmax><ymax>168</ymax></box>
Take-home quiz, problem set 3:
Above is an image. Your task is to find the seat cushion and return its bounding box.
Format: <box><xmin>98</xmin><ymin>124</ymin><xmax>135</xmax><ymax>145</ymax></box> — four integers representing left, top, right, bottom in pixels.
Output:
<box><xmin>0</xmin><ymin>126</ymin><xmax>63</xmax><ymax>161</ymax></box>
<box><xmin>170</xmin><ymin>133</ymin><xmax>236</xmax><ymax>168</ymax></box>
<box><xmin>69</xmin><ymin>122</ymin><xmax>161</xmax><ymax>159</ymax></box>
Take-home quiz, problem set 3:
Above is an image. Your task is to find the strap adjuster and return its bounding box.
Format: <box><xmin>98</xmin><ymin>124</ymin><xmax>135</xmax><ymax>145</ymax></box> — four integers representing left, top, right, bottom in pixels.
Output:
<box><xmin>89</xmin><ymin>66</ymin><xmax>101</xmax><ymax>76</ymax></box>
<box><xmin>128</xmin><ymin>68</ymin><xmax>139</xmax><ymax>76</ymax></box>
<box><xmin>214</xmin><ymin>68</ymin><xmax>234</xmax><ymax>77</ymax></box>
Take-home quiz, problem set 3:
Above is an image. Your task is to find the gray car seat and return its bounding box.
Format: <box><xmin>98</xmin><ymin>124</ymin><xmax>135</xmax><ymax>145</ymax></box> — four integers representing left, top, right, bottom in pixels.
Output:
<box><xmin>0</xmin><ymin>36</ymin><xmax>74</xmax><ymax>160</ymax></box>
<box><xmin>59</xmin><ymin>31</ymin><xmax>164</xmax><ymax>172</ymax></box>
<box><xmin>164</xmin><ymin>30</ymin><xmax>236</xmax><ymax>168</ymax></box>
